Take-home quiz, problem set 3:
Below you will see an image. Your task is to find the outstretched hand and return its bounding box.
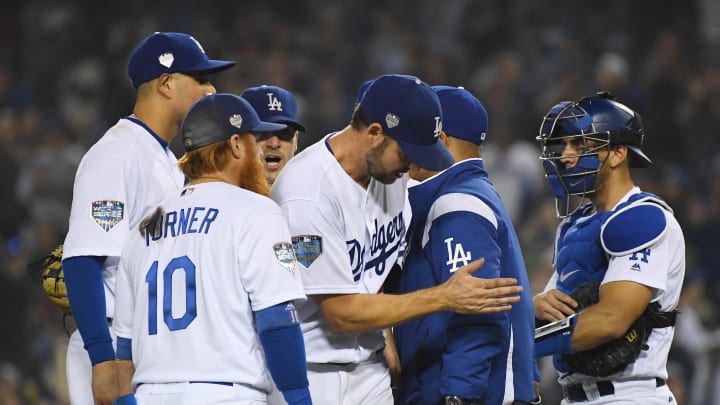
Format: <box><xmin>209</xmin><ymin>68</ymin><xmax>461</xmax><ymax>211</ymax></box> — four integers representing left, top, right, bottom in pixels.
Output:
<box><xmin>440</xmin><ymin>258</ymin><xmax>523</xmax><ymax>314</ymax></box>
<box><xmin>533</xmin><ymin>289</ymin><xmax>578</xmax><ymax>322</ymax></box>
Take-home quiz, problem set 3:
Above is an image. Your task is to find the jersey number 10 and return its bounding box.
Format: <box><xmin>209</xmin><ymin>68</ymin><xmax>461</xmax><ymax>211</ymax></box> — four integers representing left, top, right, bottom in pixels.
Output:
<box><xmin>145</xmin><ymin>255</ymin><xmax>197</xmax><ymax>335</ymax></box>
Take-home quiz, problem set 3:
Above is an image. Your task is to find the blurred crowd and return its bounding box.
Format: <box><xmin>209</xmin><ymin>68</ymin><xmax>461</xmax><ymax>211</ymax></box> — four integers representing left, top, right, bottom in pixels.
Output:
<box><xmin>1</xmin><ymin>0</ymin><xmax>719</xmax><ymax>403</ymax></box>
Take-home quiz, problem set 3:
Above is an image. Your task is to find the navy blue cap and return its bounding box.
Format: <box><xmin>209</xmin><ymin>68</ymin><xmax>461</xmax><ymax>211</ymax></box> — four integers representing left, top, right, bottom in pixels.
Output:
<box><xmin>355</xmin><ymin>79</ymin><xmax>375</xmax><ymax>104</ymax></box>
<box><xmin>240</xmin><ymin>85</ymin><xmax>306</xmax><ymax>132</ymax></box>
<box><xmin>432</xmin><ymin>86</ymin><xmax>488</xmax><ymax>145</ymax></box>
<box><xmin>360</xmin><ymin>74</ymin><xmax>453</xmax><ymax>171</ymax></box>
<box><xmin>181</xmin><ymin>93</ymin><xmax>287</xmax><ymax>151</ymax></box>
<box><xmin>128</xmin><ymin>32</ymin><xmax>236</xmax><ymax>88</ymax></box>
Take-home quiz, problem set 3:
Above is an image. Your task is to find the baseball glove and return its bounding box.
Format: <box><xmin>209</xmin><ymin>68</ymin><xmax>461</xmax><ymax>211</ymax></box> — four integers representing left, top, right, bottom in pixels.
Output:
<box><xmin>40</xmin><ymin>244</ymin><xmax>71</xmax><ymax>314</ymax></box>
<box><xmin>562</xmin><ymin>281</ymin><xmax>652</xmax><ymax>377</ymax></box>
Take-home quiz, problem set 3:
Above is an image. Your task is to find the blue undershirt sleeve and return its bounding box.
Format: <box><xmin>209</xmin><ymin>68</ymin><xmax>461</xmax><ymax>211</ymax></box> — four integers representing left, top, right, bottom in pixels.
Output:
<box><xmin>255</xmin><ymin>302</ymin><xmax>311</xmax><ymax>405</ymax></box>
<box><xmin>63</xmin><ymin>255</ymin><xmax>115</xmax><ymax>365</ymax></box>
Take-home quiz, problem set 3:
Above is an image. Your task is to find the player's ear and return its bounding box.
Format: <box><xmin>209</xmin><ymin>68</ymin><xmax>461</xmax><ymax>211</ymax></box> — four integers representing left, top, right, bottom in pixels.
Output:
<box><xmin>440</xmin><ymin>131</ymin><xmax>450</xmax><ymax>147</ymax></box>
<box><xmin>609</xmin><ymin>145</ymin><xmax>629</xmax><ymax>168</ymax></box>
<box><xmin>366</xmin><ymin>122</ymin><xmax>384</xmax><ymax>145</ymax></box>
<box><xmin>156</xmin><ymin>73</ymin><xmax>173</xmax><ymax>98</ymax></box>
<box><xmin>228</xmin><ymin>134</ymin><xmax>244</xmax><ymax>159</ymax></box>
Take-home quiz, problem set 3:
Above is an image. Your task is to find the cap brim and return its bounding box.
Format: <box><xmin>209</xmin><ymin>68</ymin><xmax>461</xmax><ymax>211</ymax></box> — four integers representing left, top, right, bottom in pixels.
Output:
<box><xmin>626</xmin><ymin>145</ymin><xmax>652</xmax><ymax>168</ymax></box>
<box><xmin>396</xmin><ymin>138</ymin><xmax>454</xmax><ymax>171</ymax></box>
<box><xmin>270</xmin><ymin>118</ymin><xmax>306</xmax><ymax>132</ymax></box>
<box><xmin>183</xmin><ymin>59</ymin><xmax>236</xmax><ymax>75</ymax></box>
<box><xmin>251</xmin><ymin>122</ymin><xmax>287</xmax><ymax>132</ymax></box>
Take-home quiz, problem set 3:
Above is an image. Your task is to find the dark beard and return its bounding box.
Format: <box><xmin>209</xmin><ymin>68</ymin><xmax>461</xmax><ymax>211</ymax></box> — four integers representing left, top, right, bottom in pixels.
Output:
<box><xmin>366</xmin><ymin>137</ymin><xmax>398</xmax><ymax>184</ymax></box>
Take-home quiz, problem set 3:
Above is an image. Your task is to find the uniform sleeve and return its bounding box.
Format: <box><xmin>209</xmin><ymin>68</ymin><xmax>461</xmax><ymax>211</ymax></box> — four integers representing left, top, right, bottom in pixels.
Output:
<box><xmin>426</xmin><ymin>210</ymin><xmax>508</xmax><ymax>399</ymax></box>
<box><xmin>279</xmin><ymin>197</ymin><xmax>360</xmax><ymax>295</ymax></box>
<box><xmin>63</xmin><ymin>156</ymin><xmax>132</xmax><ymax>258</ymax></box>
<box><xmin>239</xmin><ymin>211</ymin><xmax>307</xmax><ymax>311</ymax></box>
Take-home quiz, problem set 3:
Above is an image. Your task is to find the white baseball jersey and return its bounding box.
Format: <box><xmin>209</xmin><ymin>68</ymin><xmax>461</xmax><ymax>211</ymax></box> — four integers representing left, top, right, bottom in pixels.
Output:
<box><xmin>113</xmin><ymin>182</ymin><xmax>306</xmax><ymax>391</ymax></box>
<box><xmin>63</xmin><ymin>116</ymin><xmax>185</xmax><ymax>318</ymax></box>
<box><xmin>544</xmin><ymin>187</ymin><xmax>685</xmax><ymax>385</ymax></box>
<box><xmin>271</xmin><ymin>134</ymin><xmax>407</xmax><ymax>364</ymax></box>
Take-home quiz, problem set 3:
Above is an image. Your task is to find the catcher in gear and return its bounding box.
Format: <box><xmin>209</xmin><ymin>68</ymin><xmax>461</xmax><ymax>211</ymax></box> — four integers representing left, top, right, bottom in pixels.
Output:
<box><xmin>40</xmin><ymin>244</ymin><xmax>71</xmax><ymax>314</ymax></box>
<box><xmin>532</xmin><ymin>92</ymin><xmax>684</xmax><ymax>404</ymax></box>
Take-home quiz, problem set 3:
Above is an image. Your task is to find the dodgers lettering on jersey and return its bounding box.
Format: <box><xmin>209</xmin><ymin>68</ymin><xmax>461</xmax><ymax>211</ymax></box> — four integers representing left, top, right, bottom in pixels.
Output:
<box><xmin>348</xmin><ymin>213</ymin><xmax>405</xmax><ymax>281</ymax></box>
<box><xmin>143</xmin><ymin>206</ymin><xmax>219</xmax><ymax>246</ymax></box>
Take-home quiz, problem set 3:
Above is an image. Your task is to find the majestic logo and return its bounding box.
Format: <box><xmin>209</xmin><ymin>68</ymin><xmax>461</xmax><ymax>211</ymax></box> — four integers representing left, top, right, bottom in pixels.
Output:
<box><xmin>273</xmin><ymin>242</ymin><xmax>297</xmax><ymax>273</ymax></box>
<box><xmin>385</xmin><ymin>113</ymin><xmax>400</xmax><ymax>128</ymax></box>
<box><xmin>433</xmin><ymin>116</ymin><xmax>442</xmax><ymax>138</ymax></box>
<box><xmin>559</xmin><ymin>269</ymin><xmax>580</xmax><ymax>283</ymax></box>
<box><xmin>229</xmin><ymin>114</ymin><xmax>243</xmax><ymax>129</ymax></box>
<box><xmin>158</xmin><ymin>53</ymin><xmax>174</xmax><ymax>68</ymax></box>
<box><xmin>91</xmin><ymin>200</ymin><xmax>125</xmax><ymax>232</ymax></box>
<box><xmin>630</xmin><ymin>263</ymin><xmax>642</xmax><ymax>271</ymax></box>
<box><xmin>444</xmin><ymin>237</ymin><xmax>471</xmax><ymax>272</ymax></box>
<box><xmin>292</xmin><ymin>235</ymin><xmax>322</xmax><ymax>268</ymax></box>
<box><xmin>266</xmin><ymin>93</ymin><xmax>283</xmax><ymax>111</ymax></box>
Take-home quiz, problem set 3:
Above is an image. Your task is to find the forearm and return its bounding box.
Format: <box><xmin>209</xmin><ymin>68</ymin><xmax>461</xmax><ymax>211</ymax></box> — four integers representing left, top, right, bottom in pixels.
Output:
<box><xmin>318</xmin><ymin>287</ymin><xmax>449</xmax><ymax>333</ymax></box>
<box><xmin>572</xmin><ymin>307</ymin><xmax>629</xmax><ymax>351</ymax></box>
<box><xmin>63</xmin><ymin>256</ymin><xmax>115</xmax><ymax>365</ymax></box>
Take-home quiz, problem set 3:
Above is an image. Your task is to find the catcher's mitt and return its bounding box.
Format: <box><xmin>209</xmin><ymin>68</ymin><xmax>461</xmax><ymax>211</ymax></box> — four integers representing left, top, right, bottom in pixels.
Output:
<box><xmin>40</xmin><ymin>244</ymin><xmax>71</xmax><ymax>314</ymax></box>
<box><xmin>562</xmin><ymin>281</ymin><xmax>652</xmax><ymax>377</ymax></box>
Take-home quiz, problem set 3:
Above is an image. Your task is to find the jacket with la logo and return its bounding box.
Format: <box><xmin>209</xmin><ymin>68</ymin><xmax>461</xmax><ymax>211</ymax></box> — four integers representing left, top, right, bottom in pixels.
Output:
<box><xmin>394</xmin><ymin>159</ymin><xmax>537</xmax><ymax>405</ymax></box>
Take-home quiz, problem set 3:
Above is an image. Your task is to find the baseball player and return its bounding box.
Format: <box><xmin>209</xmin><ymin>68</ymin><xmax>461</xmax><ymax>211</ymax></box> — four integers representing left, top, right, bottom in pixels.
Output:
<box><xmin>270</xmin><ymin>74</ymin><xmax>524</xmax><ymax>404</ymax></box>
<box><xmin>394</xmin><ymin>86</ymin><xmax>539</xmax><ymax>405</ymax></box>
<box><xmin>532</xmin><ymin>92</ymin><xmax>684</xmax><ymax>404</ymax></box>
<box><xmin>113</xmin><ymin>93</ymin><xmax>311</xmax><ymax>405</ymax></box>
<box><xmin>240</xmin><ymin>85</ymin><xmax>307</xmax><ymax>185</ymax></box>
<box><xmin>61</xmin><ymin>32</ymin><xmax>234</xmax><ymax>404</ymax></box>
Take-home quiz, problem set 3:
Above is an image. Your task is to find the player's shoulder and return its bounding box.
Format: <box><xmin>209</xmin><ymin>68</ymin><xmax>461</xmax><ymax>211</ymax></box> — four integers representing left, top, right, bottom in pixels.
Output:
<box><xmin>600</xmin><ymin>194</ymin><xmax>672</xmax><ymax>256</ymax></box>
<box><xmin>271</xmin><ymin>137</ymin><xmax>339</xmax><ymax>203</ymax></box>
<box><xmin>83</xmin><ymin>118</ymin><xmax>149</xmax><ymax>160</ymax></box>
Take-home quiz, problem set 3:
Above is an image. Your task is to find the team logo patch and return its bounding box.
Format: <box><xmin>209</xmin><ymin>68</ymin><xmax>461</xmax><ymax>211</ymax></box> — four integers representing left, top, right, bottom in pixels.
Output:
<box><xmin>292</xmin><ymin>235</ymin><xmax>322</xmax><ymax>268</ymax></box>
<box><xmin>385</xmin><ymin>113</ymin><xmax>400</xmax><ymax>128</ymax></box>
<box><xmin>273</xmin><ymin>242</ymin><xmax>297</xmax><ymax>273</ymax></box>
<box><xmin>91</xmin><ymin>200</ymin><xmax>125</xmax><ymax>232</ymax></box>
<box><xmin>229</xmin><ymin>114</ymin><xmax>243</xmax><ymax>129</ymax></box>
<box><xmin>158</xmin><ymin>53</ymin><xmax>174</xmax><ymax>68</ymax></box>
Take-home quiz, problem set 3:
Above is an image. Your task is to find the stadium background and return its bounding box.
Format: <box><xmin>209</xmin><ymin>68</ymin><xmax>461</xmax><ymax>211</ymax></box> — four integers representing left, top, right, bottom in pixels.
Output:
<box><xmin>1</xmin><ymin>0</ymin><xmax>719</xmax><ymax>403</ymax></box>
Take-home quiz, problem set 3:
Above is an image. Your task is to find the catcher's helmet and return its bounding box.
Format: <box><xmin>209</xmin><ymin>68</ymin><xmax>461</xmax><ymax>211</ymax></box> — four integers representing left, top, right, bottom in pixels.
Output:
<box><xmin>537</xmin><ymin>92</ymin><xmax>650</xmax><ymax>217</ymax></box>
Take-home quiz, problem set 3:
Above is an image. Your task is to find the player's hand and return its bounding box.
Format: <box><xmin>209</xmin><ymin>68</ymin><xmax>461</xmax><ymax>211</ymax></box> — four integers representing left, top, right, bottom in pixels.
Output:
<box><xmin>533</xmin><ymin>289</ymin><xmax>578</xmax><ymax>322</ymax></box>
<box><xmin>92</xmin><ymin>360</ymin><xmax>120</xmax><ymax>405</ymax></box>
<box><xmin>440</xmin><ymin>258</ymin><xmax>522</xmax><ymax>314</ymax></box>
<box><xmin>383</xmin><ymin>329</ymin><xmax>401</xmax><ymax>384</ymax></box>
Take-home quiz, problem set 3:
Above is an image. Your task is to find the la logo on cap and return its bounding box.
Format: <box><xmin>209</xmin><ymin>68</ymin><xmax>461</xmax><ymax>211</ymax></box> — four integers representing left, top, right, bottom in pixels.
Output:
<box><xmin>190</xmin><ymin>36</ymin><xmax>205</xmax><ymax>53</ymax></box>
<box><xmin>266</xmin><ymin>93</ymin><xmax>283</xmax><ymax>111</ymax></box>
<box><xmin>433</xmin><ymin>116</ymin><xmax>442</xmax><ymax>138</ymax></box>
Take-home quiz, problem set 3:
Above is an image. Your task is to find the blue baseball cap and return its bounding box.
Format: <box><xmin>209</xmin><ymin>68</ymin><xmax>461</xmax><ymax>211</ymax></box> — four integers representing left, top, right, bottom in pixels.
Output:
<box><xmin>360</xmin><ymin>74</ymin><xmax>453</xmax><ymax>171</ymax></box>
<box><xmin>240</xmin><ymin>85</ymin><xmax>306</xmax><ymax>132</ymax></box>
<box><xmin>128</xmin><ymin>32</ymin><xmax>236</xmax><ymax>88</ymax></box>
<box><xmin>432</xmin><ymin>86</ymin><xmax>488</xmax><ymax>145</ymax></box>
<box><xmin>355</xmin><ymin>79</ymin><xmax>375</xmax><ymax>104</ymax></box>
<box><xmin>181</xmin><ymin>93</ymin><xmax>287</xmax><ymax>151</ymax></box>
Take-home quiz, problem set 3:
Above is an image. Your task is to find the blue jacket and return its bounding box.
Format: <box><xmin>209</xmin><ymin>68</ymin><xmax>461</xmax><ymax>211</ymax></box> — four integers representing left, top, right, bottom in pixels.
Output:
<box><xmin>395</xmin><ymin>159</ymin><xmax>536</xmax><ymax>405</ymax></box>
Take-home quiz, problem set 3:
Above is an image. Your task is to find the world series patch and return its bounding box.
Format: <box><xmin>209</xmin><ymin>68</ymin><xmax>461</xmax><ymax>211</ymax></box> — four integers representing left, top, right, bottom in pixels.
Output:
<box><xmin>273</xmin><ymin>242</ymin><xmax>297</xmax><ymax>273</ymax></box>
<box><xmin>292</xmin><ymin>235</ymin><xmax>322</xmax><ymax>268</ymax></box>
<box><xmin>91</xmin><ymin>200</ymin><xmax>124</xmax><ymax>232</ymax></box>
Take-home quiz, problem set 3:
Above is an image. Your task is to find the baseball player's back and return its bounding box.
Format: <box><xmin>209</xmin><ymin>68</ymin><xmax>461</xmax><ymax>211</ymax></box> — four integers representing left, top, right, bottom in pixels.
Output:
<box><xmin>115</xmin><ymin>182</ymin><xmax>305</xmax><ymax>393</ymax></box>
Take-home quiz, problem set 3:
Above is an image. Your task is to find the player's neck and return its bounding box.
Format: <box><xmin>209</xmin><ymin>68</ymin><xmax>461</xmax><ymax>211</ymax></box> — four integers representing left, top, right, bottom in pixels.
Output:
<box><xmin>328</xmin><ymin>127</ymin><xmax>371</xmax><ymax>188</ymax></box>
<box><xmin>133</xmin><ymin>101</ymin><xmax>177</xmax><ymax>144</ymax></box>
<box><xmin>190</xmin><ymin>173</ymin><xmax>232</xmax><ymax>186</ymax></box>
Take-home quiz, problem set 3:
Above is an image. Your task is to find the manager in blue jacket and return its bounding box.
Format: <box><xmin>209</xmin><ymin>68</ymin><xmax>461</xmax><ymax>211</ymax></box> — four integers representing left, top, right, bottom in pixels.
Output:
<box><xmin>394</xmin><ymin>86</ymin><xmax>539</xmax><ymax>405</ymax></box>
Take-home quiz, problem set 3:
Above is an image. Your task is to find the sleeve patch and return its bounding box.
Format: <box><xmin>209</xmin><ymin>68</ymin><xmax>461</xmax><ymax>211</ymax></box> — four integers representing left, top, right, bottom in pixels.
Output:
<box><xmin>91</xmin><ymin>200</ymin><xmax>125</xmax><ymax>232</ymax></box>
<box><xmin>273</xmin><ymin>242</ymin><xmax>297</xmax><ymax>273</ymax></box>
<box><xmin>291</xmin><ymin>235</ymin><xmax>322</xmax><ymax>268</ymax></box>
<box><xmin>601</xmin><ymin>204</ymin><xmax>667</xmax><ymax>256</ymax></box>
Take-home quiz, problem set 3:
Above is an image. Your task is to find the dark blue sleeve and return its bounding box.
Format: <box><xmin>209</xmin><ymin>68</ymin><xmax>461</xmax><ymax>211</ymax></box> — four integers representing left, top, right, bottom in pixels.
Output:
<box><xmin>63</xmin><ymin>255</ymin><xmax>115</xmax><ymax>365</ymax></box>
<box><xmin>255</xmin><ymin>302</ymin><xmax>311</xmax><ymax>405</ymax></box>
<box><xmin>427</xmin><ymin>211</ymin><xmax>509</xmax><ymax>399</ymax></box>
